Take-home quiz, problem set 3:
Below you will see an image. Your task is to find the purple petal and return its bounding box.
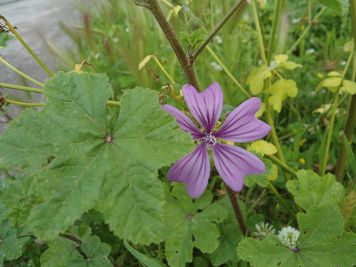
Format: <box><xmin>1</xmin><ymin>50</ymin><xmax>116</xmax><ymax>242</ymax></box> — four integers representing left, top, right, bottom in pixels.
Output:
<box><xmin>162</xmin><ymin>104</ymin><xmax>203</xmax><ymax>139</ymax></box>
<box><xmin>215</xmin><ymin>97</ymin><xmax>271</xmax><ymax>143</ymax></box>
<box><xmin>168</xmin><ymin>144</ymin><xmax>210</xmax><ymax>198</ymax></box>
<box><xmin>182</xmin><ymin>82</ymin><xmax>223</xmax><ymax>132</ymax></box>
<box><xmin>212</xmin><ymin>143</ymin><xmax>265</xmax><ymax>192</ymax></box>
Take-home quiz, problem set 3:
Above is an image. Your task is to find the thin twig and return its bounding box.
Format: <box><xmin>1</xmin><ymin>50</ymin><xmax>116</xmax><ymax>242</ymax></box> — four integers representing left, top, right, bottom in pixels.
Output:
<box><xmin>0</xmin><ymin>16</ymin><xmax>53</xmax><ymax>77</ymax></box>
<box><xmin>5</xmin><ymin>98</ymin><xmax>45</xmax><ymax>107</ymax></box>
<box><xmin>0</xmin><ymin>56</ymin><xmax>44</xmax><ymax>87</ymax></box>
<box><xmin>266</xmin><ymin>154</ymin><xmax>297</xmax><ymax>177</ymax></box>
<box><xmin>225</xmin><ymin>185</ymin><xmax>248</xmax><ymax>236</ymax></box>
<box><xmin>191</xmin><ymin>0</ymin><xmax>248</xmax><ymax>63</ymax></box>
<box><xmin>137</xmin><ymin>0</ymin><xmax>199</xmax><ymax>90</ymax></box>
<box><xmin>0</xmin><ymin>82</ymin><xmax>43</xmax><ymax>94</ymax></box>
<box><xmin>59</xmin><ymin>233</ymin><xmax>82</xmax><ymax>245</ymax></box>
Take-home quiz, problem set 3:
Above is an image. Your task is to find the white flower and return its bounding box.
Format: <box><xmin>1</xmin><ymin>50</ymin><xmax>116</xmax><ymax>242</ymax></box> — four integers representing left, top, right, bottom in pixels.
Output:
<box><xmin>269</xmin><ymin>60</ymin><xmax>277</xmax><ymax>70</ymax></box>
<box><xmin>278</xmin><ymin>226</ymin><xmax>300</xmax><ymax>250</ymax></box>
<box><xmin>210</xmin><ymin>62</ymin><xmax>223</xmax><ymax>72</ymax></box>
<box><xmin>254</xmin><ymin>222</ymin><xmax>276</xmax><ymax>239</ymax></box>
<box><xmin>306</xmin><ymin>48</ymin><xmax>315</xmax><ymax>55</ymax></box>
<box><xmin>292</xmin><ymin>18</ymin><xmax>301</xmax><ymax>24</ymax></box>
<box><xmin>213</xmin><ymin>36</ymin><xmax>223</xmax><ymax>45</ymax></box>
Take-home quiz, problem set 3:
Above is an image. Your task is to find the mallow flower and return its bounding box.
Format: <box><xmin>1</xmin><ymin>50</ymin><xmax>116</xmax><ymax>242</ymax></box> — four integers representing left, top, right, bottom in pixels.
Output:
<box><xmin>163</xmin><ymin>82</ymin><xmax>271</xmax><ymax>198</ymax></box>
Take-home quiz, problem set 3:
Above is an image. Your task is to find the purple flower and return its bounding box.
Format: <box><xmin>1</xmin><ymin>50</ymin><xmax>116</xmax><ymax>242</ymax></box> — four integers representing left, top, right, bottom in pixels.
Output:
<box><xmin>163</xmin><ymin>82</ymin><xmax>272</xmax><ymax>198</ymax></box>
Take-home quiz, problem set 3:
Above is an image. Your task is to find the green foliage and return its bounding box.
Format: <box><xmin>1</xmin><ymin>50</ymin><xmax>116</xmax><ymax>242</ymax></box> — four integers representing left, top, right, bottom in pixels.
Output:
<box><xmin>237</xmin><ymin>205</ymin><xmax>356</xmax><ymax>267</ymax></box>
<box><xmin>266</xmin><ymin>79</ymin><xmax>298</xmax><ymax>113</ymax></box>
<box><xmin>0</xmin><ymin>32</ymin><xmax>11</xmax><ymax>49</ymax></box>
<box><xmin>123</xmin><ymin>240</ymin><xmax>163</xmax><ymax>267</ymax></box>
<box><xmin>245</xmin><ymin>159</ymin><xmax>278</xmax><ymax>187</ymax></box>
<box><xmin>272</xmin><ymin>55</ymin><xmax>302</xmax><ymax>71</ymax></box>
<box><xmin>41</xmin><ymin>235</ymin><xmax>112</xmax><ymax>267</ymax></box>
<box><xmin>163</xmin><ymin>184</ymin><xmax>227</xmax><ymax>267</ymax></box>
<box><xmin>286</xmin><ymin>170</ymin><xmax>344</xmax><ymax>210</ymax></box>
<box><xmin>319</xmin><ymin>0</ymin><xmax>349</xmax><ymax>15</ymax></box>
<box><xmin>208</xmin><ymin>198</ymin><xmax>248</xmax><ymax>266</ymax></box>
<box><xmin>0</xmin><ymin>206</ymin><xmax>28</xmax><ymax>265</ymax></box>
<box><xmin>246</xmin><ymin>65</ymin><xmax>272</xmax><ymax>95</ymax></box>
<box><xmin>0</xmin><ymin>72</ymin><xmax>193</xmax><ymax>244</ymax></box>
<box><xmin>0</xmin><ymin>0</ymin><xmax>355</xmax><ymax>265</ymax></box>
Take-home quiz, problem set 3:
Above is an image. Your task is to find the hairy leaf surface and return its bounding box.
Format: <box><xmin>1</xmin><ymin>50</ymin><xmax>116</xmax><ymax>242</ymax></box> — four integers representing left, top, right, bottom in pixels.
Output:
<box><xmin>237</xmin><ymin>205</ymin><xmax>356</xmax><ymax>267</ymax></box>
<box><xmin>0</xmin><ymin>72</ymin><xmax>194</xmax><ymax>244</ymax></box>
<box><xmin>163</xmin><ymin>184</ymin><xmax>227</xmax><ymax>267</ymax></box>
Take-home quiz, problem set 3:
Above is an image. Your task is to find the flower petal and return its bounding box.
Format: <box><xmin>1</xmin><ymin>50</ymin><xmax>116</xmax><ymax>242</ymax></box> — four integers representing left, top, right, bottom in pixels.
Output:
<box><xmin>167</xmin><ymin>144</ymin><xmax>210</xmax><ymax>198</ymax></box>
<box><xmin>215</xmin><ymin>97</ymin><xmax>271</xmax><ymax>143</ymax></box>
<box><xmin>182</xmin><ymin>82</ymin><xmax>223</xmax><ymax>132</ymax></box>
<box><xmin>212</xmin><ymin>143</ymin><xmax>265</xmax><ymax>192</ymax></box>
<box><xmin>162</xmin><ymin>104</ymin><xmax>203</xmax><ymax>139</ymax></box>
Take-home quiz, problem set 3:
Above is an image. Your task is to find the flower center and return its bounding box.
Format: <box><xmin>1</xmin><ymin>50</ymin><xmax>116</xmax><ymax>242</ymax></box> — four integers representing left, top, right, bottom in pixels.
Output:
<box><xmin>202</xmin><ymin>133</ymin><xmax>216</xmax><ymax>145</ymax></box>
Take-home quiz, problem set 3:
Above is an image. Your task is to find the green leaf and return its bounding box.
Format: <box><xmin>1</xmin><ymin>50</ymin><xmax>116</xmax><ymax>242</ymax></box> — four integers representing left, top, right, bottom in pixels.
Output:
<box><xmin>341</xmin><ymin>80</ymin><xmax>356</xmax><ymax>95</ymax></box>
<box><xmin>246</xmin><ymin>65</ymin><xmax>272</xmax><ymax>95</ymax></box>
<box><xmin>286</xmin><ymin>170</ymin><xmax>344</xmax><ymax>210</ymax></box>
<box><xmin>245</xmin><ymin>159</ymin><xmax>278</xmax><ymax>187</ymax></box>
<box><xmin>297</xmin><ymin>205</ymin><xmax>343</xmax><ymax>244</ymax></box>
<box><xmin>209</xmin><ymin>222</ymin><xmax>241</xmax><ymax>266</ymax></box>
<box><xmin>0</xmin><ymin>32</ymin><xmax>11</xmax><ymax>49</ymax></box>
<box><xmin>238</xmin><ymin>205</ymin><xmax>356</xmax><ymax>267</ymax></box>
<box><xmin>0</xmin><ymin>176</ymin><xmax>39</xmax><ymax>230</ymax></box>
<box><xmin>322</xmin><ymin>77</ymin><xmax>342</xmax><ymax>92</ymax></box>
<box><xmin>163</xmin><ymin>184</ymin><xmax>227</xmax><ymax>267</ymax></box>
<box><xmin>273</xmin><ymin>55</ymin><xmax>302</xmax><ymax>70</ymax></box>
<box><xmin>247</xmin><ymin>140</ymin><xmax>277</xmax><ymax>156</ymax></box>
<box><xmin>0</xmin><ymin>206</ymin><xmax>27</xmax><ymax>264</ymax></box>
<box><xmin>209</xmin><ymin>198</ymin><xmax>245</xmax><ymax>266</ymax></box>
<box><xmin>0</xmin><ymin>72</ymin><xmax>194</xmax><ymax>244</ymax></box>
<box><xmin>266</xmin><ymin>79</ymin><xmax>298</xmax><ymax>113</ymax></box>
<box><xmin>320</xmin><ymin>0</ymin><xmax>348</xmax><ymax>16</ymax></box>
<box><xmin>124</xmin><ymin>239</ymin><xmax>163</xmax><ymax>267</ymax></box>
<box><xmin>41</xmin><ymin>235</ymin><xmax>112</xmax><ymax>267</ymax></box>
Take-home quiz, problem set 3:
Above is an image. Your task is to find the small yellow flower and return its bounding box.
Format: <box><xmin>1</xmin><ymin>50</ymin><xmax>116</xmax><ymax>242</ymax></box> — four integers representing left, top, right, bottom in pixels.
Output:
<box><xmin>299</xmin><ymin>158</ymin><xmax>305</xmax><ymax>165</ymax></box>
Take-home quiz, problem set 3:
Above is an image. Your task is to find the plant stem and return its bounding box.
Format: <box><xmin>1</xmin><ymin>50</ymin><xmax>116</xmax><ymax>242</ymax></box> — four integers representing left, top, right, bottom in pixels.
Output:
<box><xmin>191</xmin><ymin>0</ymin><xmax>248</xmax><ymax>63</ymax></box>
<box><xmin>265</xmin><ymin>103</ymin><xmax>288</xmax><ymax>174</ymax></box>
<box><xmin>107</xmin><ymin>100</ymin><xmax>120</xmax><ymax>107</ymax></box>
<box><xmin>5</xmin><ymin>98</ymin><xmax>120</xmax><ymax>108</ymax></box>
<box><xmin>225</xmin><ymin>185</ymin><xmax>248</xmax><ymax>236</ymax></box>
<box><xmin>138</xmin><ymin>0</ymin><xmax>199</xmax><ymax>90</ymax></box>
<box><xmin>267</xmin><ymin>182</ymin><xmax>296</xmax><ymax>219</ymax></box>
<box><xmin>320</xmin><ymin>50</ymin><xmax>354</xmax><ymax>176</ymax></box>
<box><xmin>153</xmin><ymin>56</ymin><xmax>176</xmax><ymax>84</ymax></box>
<box><xmin>0</xmin><ymin>16</ymin><xmax>53</xmax><ymax>77</ymax></box>
<box><xmin>266</xmin><ymin>154</ymin><xmax>297</xmax><ymax>177</ymax></box>
<box><xmin>59</xmin><ymin>233</ymin><xmax>82</xmax><ymax>245</ymax></box>
<box><xmin>0</xmin><ymin>56</ymin><xmax>44</xmax><ymax>87</ymax></box>
<box><xmin>251</xmin><ymin>0</ymin><xmax>288</xmax><ymax>178</ymax></box>
<box><xmin>0</xmin><ymin>82</ymin><xmax>121</xmax><ymax>107</ymax></box>
<box><xmin>250</xmin><ymin>0</ymin><xmax>267</xmax><ymax>64</ymax></box>
<box><xmin>4</xmin><ymin>99</ymin><xmax>45</xmax><ymax>107</ymax></box>
<box><xmin>0</xmin><ymin>82</ymin><xmax>43</xmax><ymax>93</ymax></box>
<box><xmin>287</xmin><ymin>7</ymin><xmax>326</xmax><ymax>55</ymax></box>
<box><xmin>335</xmin><ymin>0</ymin><xmax>356</xmax><ymax>180</ymax></box>
<box><xmin>267</xmin><ymin>0</ymin><xmax>283</xmax><ymax>62</ymax></box>
<box><xmin>206</xmin><ymin>45</ymin><xmax>250</xmax><ymax>98</ymax></box>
